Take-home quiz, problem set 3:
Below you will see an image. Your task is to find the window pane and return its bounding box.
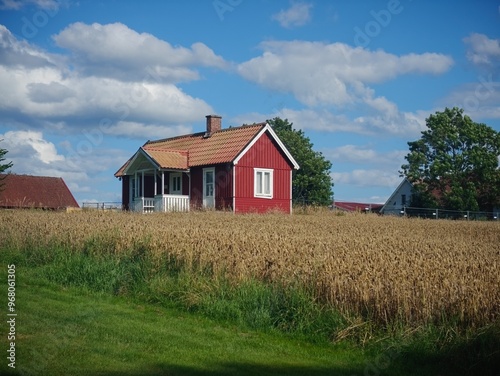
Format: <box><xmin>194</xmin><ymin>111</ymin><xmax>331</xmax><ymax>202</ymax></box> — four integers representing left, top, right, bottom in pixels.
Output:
<box><xmin>256</xmin><ymin>171</ymin><xmax>262</xmax><ymax>194</ymax></box>
<box><xmin>264</xmin><ymin>172</ymin><xmax>270</xmax><ymax>194</ymax></box>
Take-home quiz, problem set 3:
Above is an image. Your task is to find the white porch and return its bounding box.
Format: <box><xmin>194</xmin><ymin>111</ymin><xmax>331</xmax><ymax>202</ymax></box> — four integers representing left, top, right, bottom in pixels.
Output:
<box><xmin>123</xmin><ymin>147</ymin><xmax>192</xmax><ymax>213</ymax></box>
<box><xmin>131</xmin><ymin>194</ymin><xmax>190</xmax><ymax>213</ymax></box>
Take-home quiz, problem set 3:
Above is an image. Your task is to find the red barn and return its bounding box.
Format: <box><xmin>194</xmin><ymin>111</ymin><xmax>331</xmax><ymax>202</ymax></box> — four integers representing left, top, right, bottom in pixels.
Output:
<box><xmin>0</xmin><ymin>174</ymin><xmax>79</xmax><ymax>210</ymax></box>
<box><xmin>115</xmin><ymin>115</ymin><xmax>300</xmax><ymax>214</ymax></box>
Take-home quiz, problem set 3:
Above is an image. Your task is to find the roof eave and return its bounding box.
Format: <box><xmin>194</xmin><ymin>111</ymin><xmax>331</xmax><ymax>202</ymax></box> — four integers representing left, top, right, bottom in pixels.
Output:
<box><xmin>121</xmin><ymin>147</ymin><xmax>161</xmax><ymax>176</ymax></box>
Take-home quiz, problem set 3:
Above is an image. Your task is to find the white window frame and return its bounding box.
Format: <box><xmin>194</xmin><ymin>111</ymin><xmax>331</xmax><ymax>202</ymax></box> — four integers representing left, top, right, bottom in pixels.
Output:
<box><xmin>169</xmin><ymin>172</ymin><xmax>182</xmax><ymax>195</ymax></box>
<box><xmin>254</xmin><ymin>168</ymin><xmax>273</xmax><ymax>199</ymax></box>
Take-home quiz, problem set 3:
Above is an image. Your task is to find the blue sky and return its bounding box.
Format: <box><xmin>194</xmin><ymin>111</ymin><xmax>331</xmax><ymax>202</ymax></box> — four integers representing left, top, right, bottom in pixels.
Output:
<box><xmin>0</xmin><ymin>0</ymin><xmax>499</xmax><ymax>205</ymax></box>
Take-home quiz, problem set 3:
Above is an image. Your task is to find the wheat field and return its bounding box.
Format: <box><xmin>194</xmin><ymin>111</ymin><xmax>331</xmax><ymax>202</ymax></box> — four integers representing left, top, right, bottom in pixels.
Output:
<box><xmin>1</xmin><ymin>209</ymin><xmax>499</xmax><ymax>328</ymax></box>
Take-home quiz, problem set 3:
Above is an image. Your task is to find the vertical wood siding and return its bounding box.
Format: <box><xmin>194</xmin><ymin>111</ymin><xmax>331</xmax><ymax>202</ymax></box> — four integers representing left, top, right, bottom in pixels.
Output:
<box><xmin>234</xmin><ymin>131</ymin><xmax>293</xmax><ymax>213</ymax></box>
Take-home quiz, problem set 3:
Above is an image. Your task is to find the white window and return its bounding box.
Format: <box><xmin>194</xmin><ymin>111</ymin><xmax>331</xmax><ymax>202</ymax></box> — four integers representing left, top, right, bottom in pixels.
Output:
<box><xmin>169</xmin><ymin>173</ymin><xmax>182</xmax><ymax>195</ymax></box>
<box><xmin>254</xmin><ymin>168</ymin><xmax>273</xmax><ymax>198</ymax></box>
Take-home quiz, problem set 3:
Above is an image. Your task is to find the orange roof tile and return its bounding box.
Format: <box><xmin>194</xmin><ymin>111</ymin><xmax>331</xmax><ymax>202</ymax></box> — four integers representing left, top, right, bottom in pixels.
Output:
<box><xmin>145</xmin><ymin>123</ymin><xmax>265</xmax><ymax>166</ymax></box>
<box><xmin>143</xmin><ymin>148</ymin><xmax>188</xmax><ymax>170</ymax></box>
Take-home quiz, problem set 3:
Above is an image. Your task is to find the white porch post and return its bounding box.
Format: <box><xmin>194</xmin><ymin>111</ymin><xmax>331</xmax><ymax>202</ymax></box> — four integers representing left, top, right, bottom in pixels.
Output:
<box><xmin>161</xmin><ymin>171</ymin><xmax>165</xmax><ymax>195</ymax></box>
<box><xmin>141</xmin><ymin>171</ymin><xmax>144</xmax><ymax>197</ymax></box>
<box><xmin>134</xmin><ymin>172</ymin><xmax>137</xmax><ymax>198</ymax></box>
<box><xmin>154</xmin><ymin>171</ymin><xmax>157</xmax><ymax>196</ymax></box>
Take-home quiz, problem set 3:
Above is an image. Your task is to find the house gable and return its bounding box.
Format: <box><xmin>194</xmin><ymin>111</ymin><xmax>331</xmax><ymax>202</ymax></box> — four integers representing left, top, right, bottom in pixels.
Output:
<box><xmin>233</xmin><ymin>124</ymin><xmax>300</xmax><ymax>170</ymax></box>
<box><xmin>381</xmin><ymin>178</ymin><xmax>413</xmax><ymax>214</ymax></box>
<box><xmin>233</xmin><ymin>131</ymin><xmax>295</xmax><ymax>213</ymax></box>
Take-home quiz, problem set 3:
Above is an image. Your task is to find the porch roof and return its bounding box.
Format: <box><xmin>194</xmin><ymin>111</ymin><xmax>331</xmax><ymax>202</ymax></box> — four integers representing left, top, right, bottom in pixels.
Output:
<box><xmin>144</xmin><ymin>148</ymin><xmax>189</xmax><ymax>170</ymax></box>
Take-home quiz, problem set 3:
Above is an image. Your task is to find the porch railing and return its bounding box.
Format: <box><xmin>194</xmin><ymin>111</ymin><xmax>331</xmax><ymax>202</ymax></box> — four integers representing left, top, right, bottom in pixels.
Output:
<box><xmin>154</xmin><ymin>194</ymin><xmax>190</xmax><ymax>212</ymax></box>
<box><xmin>132</xmin><ymin>195</ymin><xmax>189</xmax><ymax>213</ymax></box>
<box><xmin>132</xmin><ymin>197</ymin><xmax>155</xmax><ymax>213</ymax></box>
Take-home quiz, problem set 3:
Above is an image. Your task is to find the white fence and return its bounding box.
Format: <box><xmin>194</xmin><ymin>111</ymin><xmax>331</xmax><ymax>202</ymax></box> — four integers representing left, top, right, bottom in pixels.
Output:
<box><xmin>82</xmin><ymin>202</ymin><xmax>122</xmax><ymax>211</ymax></box>
<box><xmin>132</xmin><ymin>195</ymin><xmax>190</xmax><ymax>213</ymax></box>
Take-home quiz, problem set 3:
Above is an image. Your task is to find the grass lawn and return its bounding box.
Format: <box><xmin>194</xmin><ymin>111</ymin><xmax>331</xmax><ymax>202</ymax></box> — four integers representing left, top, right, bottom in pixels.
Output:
<box><xmin>0</xmin><ymin>267</ymin><xmax>373</xmax><ymax>376</ymax></box>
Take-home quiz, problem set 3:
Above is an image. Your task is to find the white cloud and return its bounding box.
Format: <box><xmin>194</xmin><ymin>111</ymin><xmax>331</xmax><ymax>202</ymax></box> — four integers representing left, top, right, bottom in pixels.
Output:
<box><xmin>0</xmin><ymin>0</ymin><xmax>61</xmax><ymax>10</ymax></box>
<box><xmin>53</xmin><ymin>22</ymin><xmax>228</xmax><ymax>82</ymax></box>
<box><xmin>272</xmin><ymin>2</ymin><xmax>313</xmax><ymax>28</ymax></box>
<box><xmin>238</xmin><ymin>41</ymin><xmax>453</xmax><ymax>107</ymax></box>
<box><xmin>442</xmin><ymin>78</ymin><xmax>500</xmax><ymax>120</ymax></box>
<box><xmin>105</xmin><ymin>121</ymin><xmax>193</xmax><ymax>140</ymax></box>
<box><xmin>463</xmin><ymin>33</ymin><xmax>500</xmax><ymax>69</ymax></box>
<box><xmin>331</xmin><ymin>169</ymin><xmax>401</xmax><ymax>189</ymax></box>
<box><xmin>233</xmin><ymin>106</ymin><xmax>427</xmax><ymax>137</ymax></box>
<box><xmin>0</xmin><ymin>24</ymin><xmax>215</xmax><ymax>136</ymax></box>
<box><xmin>0</xmin><ymin>130</ymin><xmax>130</xmax><ymax>200</ymax></box>
<box><xmin>326</xmin><ymin>145</ymin><xmax>406</xmax><ymax>165</ymax></box>
<box><xmin>0</xmin><ymin>25</ymin><xmax>59</xmax><ymax>69</ymax></box>
<box><xmin>2</xmin><ymin>130</ymin><xmax>63</xmax><ymax>164</ymax></box>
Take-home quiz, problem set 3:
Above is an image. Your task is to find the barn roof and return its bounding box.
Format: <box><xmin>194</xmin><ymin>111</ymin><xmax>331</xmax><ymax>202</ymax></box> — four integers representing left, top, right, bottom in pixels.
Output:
<box><xmin>115</xmin><ymin>122</ymin><xmax>299</xmax><ymax>177</ymax></box>
<box><xmin>333</xmin><ymin>201</ymin><xmax>383</xmax><ymax>212</ymax></box>
<box><xmin>0</xmin><ymin>174</ymin><xmax>79</xmax><ymax>209</ymax></box>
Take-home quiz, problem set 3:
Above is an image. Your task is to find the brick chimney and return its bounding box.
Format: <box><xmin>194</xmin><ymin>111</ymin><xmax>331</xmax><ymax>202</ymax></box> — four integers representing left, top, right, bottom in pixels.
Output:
<box><xmin>206</xmin><ymin>115</ymin><xmax>222</xmax><ymax>134</ymax></box>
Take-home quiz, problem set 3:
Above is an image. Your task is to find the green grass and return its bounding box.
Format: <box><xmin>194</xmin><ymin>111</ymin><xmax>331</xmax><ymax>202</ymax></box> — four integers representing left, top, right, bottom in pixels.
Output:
<box><xmin>1</xmin><ymin>267</ymin><xmax>369</xmax><ymax>376</ymax></box>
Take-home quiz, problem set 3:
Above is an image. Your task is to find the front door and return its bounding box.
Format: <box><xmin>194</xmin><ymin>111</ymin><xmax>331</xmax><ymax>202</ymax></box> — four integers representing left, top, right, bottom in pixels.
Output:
<box><xmin>203</xmin><ymin>168</ymin><xmax>215</xmax><ymax>208</ymax></box>
<box><xmin>169</xmin><ymin>173</ymin><xmax>182</xmax><ymax>195</ymax></box>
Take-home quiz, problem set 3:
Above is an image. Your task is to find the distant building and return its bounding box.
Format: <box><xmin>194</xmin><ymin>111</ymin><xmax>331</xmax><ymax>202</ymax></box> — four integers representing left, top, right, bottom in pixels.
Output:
<box><xmin>332</xmin><ymin>201</ymin><xmax>383</xmax><ymax>213</ymax></box>
<box><xmin>380</xmin><ymin>178</ymin><xmax>413</xmax><ymax>215</ymax></box>
<box><xmin>0</xmin><ymin>174</ymin><xmax>79</xmax><ymax>210</ymax></box>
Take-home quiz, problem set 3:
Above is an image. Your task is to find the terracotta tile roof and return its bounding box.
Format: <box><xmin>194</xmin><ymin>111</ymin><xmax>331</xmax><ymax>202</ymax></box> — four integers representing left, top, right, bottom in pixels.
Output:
<box><xmin>145</xmin><ymin>123</ymin><xmax>265</xmax><ymax>166</ymax></box>
<box><xmin>0</xmin><ymin>174</ymin><xmax>79</xmax><ymax>209</ymax></box>
<box><xmin>115</xmin><ymin>123</ymin><xmax>266</xmax><ymax>176</ymax></box>
<box><xmin>143</xmin><ymin>148</ymin><xmax>188</xmax><ymax>170</ymax></box>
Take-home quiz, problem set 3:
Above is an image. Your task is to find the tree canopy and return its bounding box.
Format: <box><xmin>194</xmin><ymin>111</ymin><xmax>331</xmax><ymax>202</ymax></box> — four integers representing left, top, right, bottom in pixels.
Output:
<box><xmin>400</xmin><ymin>107</ymin><xmax>500</xmax><ymax>211</ymax></box>
<box><xmin>0</xmin><ymin>141</ymin><xmax>13</xmax><ymax>190</ymax></box>
<box><xmin>268</xmin><ymin>117</ymin><xmax>333</xmax><ymax>206</ymax></box>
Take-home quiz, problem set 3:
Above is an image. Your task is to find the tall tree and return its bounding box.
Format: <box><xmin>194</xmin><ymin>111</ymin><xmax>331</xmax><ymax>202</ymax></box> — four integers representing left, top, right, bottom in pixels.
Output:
<box><xmin>268</xmin><ymin>117</ymin><xmax>333</xmax><ymax>206</ymax></box>
<box><xmin>400</xmin><ymin>107</ymin><xmax>500</xmax><ymax>211</ymax></box>
<box><xmin>0</xmin><ymin>141</ymin><xmax>13</xmax><ymax>190</ymax></box>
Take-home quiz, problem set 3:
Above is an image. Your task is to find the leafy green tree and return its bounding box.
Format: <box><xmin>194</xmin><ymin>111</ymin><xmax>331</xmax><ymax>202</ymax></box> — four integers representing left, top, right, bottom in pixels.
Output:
<box><xmin>0</xmin><ymin>141</ymin><xmax>13</xmax><ymax>190</ymax></box>
<box><xmin>401</xmin><ymin>107</ymin><xmax>500</xmax><ymax>211</ymax></box>
<box><xmin>268</xmin><ymin>117</ymin><xmax>333</xmax><ymax>206</ymax></box>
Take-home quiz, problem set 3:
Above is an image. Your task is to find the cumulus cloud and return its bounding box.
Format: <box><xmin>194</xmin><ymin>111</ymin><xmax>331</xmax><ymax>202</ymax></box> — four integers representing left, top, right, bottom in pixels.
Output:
<box><xmin>0</xmin><ymin>24</ymin><xmax>215</xmax><ymax>137</ymax></box>
<box><xmin>463</xmin><ymin>33</ymin><xmax>500</xmax><ymax>69</ymax></box>
<box><xmin>442</xmin><ymin>79</ymin><xmax>500</xmax><ymax>120</ymax></box>
<box><xmin>331</xmin><ymin>169</ymin><xmax>402</xmax><ymax>189</ymax></box>
<box><xmin>238</xmin><ymin>40</ymin><xmax>453</xmax><ymax>107</ymax></box>
<box><xmin>1</xmin><ymin>130</ymin><xmax>129</xmax><ymax>199</ymax></box>
<box><xmin>2</xmin><ymin>130</ymin><xmax>58</xmax><ymax>163</ymax></box>
<box><xmin>105</xmin><ymin>121</ymin><xmax>193</xmax><ymax>140</ymax></box>
<box><xmin>0</xmin><ymin>25</ymin><xmax>59</xmax><ymax>69</ymax></box>
<box><xmin>53</xmin><ymin>22</ymin><xmax>228</xmax><ymax>82</ymax></box>
<box><xmin>326</xmin><ymin>145</ymin><xmax>406</xmax><ymax>165</ymax></box>
<box><xmin>237</xmin><ymin>41</ymin><xmax>446</xmax><ymax>135</ymax></box>
<box><xmin>272</xmin><ymin>2</ymin><xmax>313</xmax><ymax>28</ymax></box>
<box><xmin>0</xmin><ymin>0</ymin><xmax>61</xmax><ymax>10</ymax></box>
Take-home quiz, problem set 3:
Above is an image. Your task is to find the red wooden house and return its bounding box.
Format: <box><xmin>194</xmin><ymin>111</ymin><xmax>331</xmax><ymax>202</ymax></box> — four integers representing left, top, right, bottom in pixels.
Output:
<box><xmin>115</xmin><ymin>115</ymin><xmax>300</xmax><ymax>213</ymax></box>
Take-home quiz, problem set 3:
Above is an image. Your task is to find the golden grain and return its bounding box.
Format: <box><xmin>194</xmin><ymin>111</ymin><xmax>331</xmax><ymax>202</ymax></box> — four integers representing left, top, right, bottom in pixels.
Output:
<box><xmin>1</xmin><ymin>210</ymin><xmax>498</xmax><ymax>327</ymax></box>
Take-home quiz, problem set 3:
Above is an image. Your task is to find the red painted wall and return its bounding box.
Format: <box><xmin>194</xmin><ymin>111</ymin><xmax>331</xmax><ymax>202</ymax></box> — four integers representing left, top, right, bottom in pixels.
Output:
<box><xmin>234</xmin><ymin>131</ymin><xmax>293</xmax><ymax>213</ymax></box>
<box><xmin>190</xmin><ymin>167</ymin><xmax>203</xmax><ymax>209</ymax></box>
